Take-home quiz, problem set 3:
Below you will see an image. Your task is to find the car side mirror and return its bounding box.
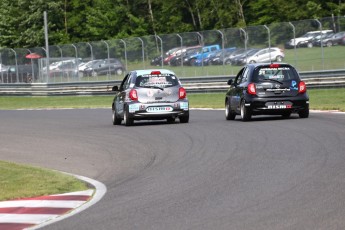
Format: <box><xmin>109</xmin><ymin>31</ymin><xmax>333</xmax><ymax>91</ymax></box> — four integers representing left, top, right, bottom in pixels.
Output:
<box><xmin>112</xmin><ymin>85</ymin><xmax>119</xmax><ymax>91</ymax></box>
<box><xmin>227</xmin><ymin>79</ymin><xmax>233</xmax><ymax>85</ymax></box>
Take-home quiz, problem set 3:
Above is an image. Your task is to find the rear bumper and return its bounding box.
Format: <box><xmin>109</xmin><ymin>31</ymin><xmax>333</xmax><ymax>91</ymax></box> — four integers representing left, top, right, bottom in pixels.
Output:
<box><xmin>127</xmin><ymin>100</ymin><xmax>189</xmax><ymax>120</ymax></box>
<box><xmin>244</xmin><ymin>94</ymin><xmax>309</xmax><ymax>115</ymax></box>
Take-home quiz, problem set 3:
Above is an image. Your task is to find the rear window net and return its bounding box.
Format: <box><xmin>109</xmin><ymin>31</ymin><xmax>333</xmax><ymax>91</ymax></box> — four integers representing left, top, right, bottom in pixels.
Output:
<box><xmin>254</xmin><ymin>66</ymin><xmax>299</xmax><ymax>83</ymax></box>
<box><xmin>135</xmin><ymin>74</ymin><xmax>179</xmax><ymax>88</ymax></box>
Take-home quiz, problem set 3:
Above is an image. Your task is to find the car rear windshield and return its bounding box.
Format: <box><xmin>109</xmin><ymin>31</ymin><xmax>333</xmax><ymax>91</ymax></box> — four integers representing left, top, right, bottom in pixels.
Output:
<box><xmin>135</xmin><ymin>74</ymin><xmax>179</xmax><ymax>88</ymax></box>
<box><xmin>253</xmin><ymin>65</ymin><xmax>300</xmax><ymax>83</ymax></box>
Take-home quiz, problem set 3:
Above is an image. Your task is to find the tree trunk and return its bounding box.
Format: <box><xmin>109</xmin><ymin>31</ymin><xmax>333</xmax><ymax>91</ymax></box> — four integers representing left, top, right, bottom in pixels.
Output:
<box><xmin>185</xmin><ymin>0</ymin><xmax>197</xmax><ymax>29</ymax></box>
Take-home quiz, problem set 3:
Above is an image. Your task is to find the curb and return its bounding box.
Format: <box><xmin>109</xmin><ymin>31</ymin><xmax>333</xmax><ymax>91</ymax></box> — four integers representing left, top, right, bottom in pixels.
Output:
<box><xmin>0</xmin><ymin>174</ymin><xmax>107</xmax><ymax>230</ymax></box>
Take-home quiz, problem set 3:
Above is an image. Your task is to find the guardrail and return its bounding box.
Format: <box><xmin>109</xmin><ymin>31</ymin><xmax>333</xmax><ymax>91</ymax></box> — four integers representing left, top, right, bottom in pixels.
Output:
<box><xmin>1</xmin><ymin>70</ymin><xmax>345</xmax><ymax>96</ymax></box>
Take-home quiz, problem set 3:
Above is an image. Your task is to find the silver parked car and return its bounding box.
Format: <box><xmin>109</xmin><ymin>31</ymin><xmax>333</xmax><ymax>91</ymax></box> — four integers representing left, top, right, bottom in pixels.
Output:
<box><xmin>112</xmin><ymin>69</ymin><xmax>189</xmax><ymax>126</ymax></box>
<box><xmin>245</xmin><ymin>47</ymin><xmax>284</xmax><ymax>64</ymax></box>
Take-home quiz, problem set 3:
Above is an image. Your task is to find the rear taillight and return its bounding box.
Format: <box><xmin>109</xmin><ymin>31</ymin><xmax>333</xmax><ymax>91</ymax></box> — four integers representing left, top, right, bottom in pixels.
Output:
<box><xmin>298</xmin><ymin>81</ymin><xmax>307</xmax><ymax>94</ymax></box>
<box><xmin>151</xmin><ymin>71</ymin><xmax>161</xmax><ymax>75</ymax></box>
<box><xmin>129</xmin><ymin>89</ymin><xmax>138</xmax><ymax>101</ymax></box>
<box><xmin>247</xmin><ymin>83</ymin><xmax>256</xmax><ymax>95</ymax></box>
<box><xmin>179</xmin><ymin>87</ymin><xmax>187</xmax><ymax>99</ymax></box>
<box><xmin>270</xmin><ymin>63</ymin><xmax>280</xmax><ymax>68</ymax></box>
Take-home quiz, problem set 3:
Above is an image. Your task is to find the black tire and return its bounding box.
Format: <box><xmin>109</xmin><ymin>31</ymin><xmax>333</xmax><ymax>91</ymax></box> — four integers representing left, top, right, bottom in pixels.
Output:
<box><xmin>225</xmin><ymin>59</ymin><xmax>231</xmax><ymax>65</ymax></box>
<box><xmin>91</xmin><ymin>71</ymin><xmax>98</xmax><ymax>77</ymax></box>
<box><xmin>299</xmin><ymin>105</ymin><xmax>309</xmax><ymax>118</ymax></box>
<box><xmin>190</xmin><ymin>59</ymin><xmax>196</xmax><ymax>66</ymax></box>
<box><xmin>282</xmin><ymin>111</ymin><xmax>292</xmax><ymax>119</ymax></box>
<box><xmin>240</xmin><ymin>100</ymin><xmax>251</xmax><ymax>121</ymax></box>
<box><xmin>179</xmin><ymin>114</ymin><xmax>189</xmax><ymax>123</ymax></box>
<box><xmin>112</xmin><ymin>106</ymin><xmax>122</xmax><ymax>125</ymax></box>
<box><xmin>276</xmin><ymin>55</ymin><xmax>283</xmax><ymax>62</ymax></box>
<box><xmin>225</xmin><ymin>99</ymin><xmax>236</xmax><ymax>120</ymax></box>
<box><xmin>124</xmin><ymin>106</ymin><xmax>134</xmax><ymax>126</ymax></box>
<box><xmin>167</xmin><ymin>117</ymin><xmax>175</xmax><ymax>124</ymax></box>
<box><xmin>116</xmin><ymin>68</ymin><xmax>123</xmax><ymax>75</ymax></box>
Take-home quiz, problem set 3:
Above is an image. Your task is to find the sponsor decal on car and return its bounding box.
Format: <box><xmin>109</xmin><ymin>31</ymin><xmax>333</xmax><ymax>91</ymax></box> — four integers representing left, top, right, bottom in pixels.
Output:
<box><xmin>180</xmin><ymin>102</ymin><xmax>189</xmax><ymax>110</ymax></box>
<box><xmin>146</xmin><ymin>106</ymin><xmax>173</xmax><ymax>113</ymax></box>
<box><xmin>267</xmin><ymin>104</ymin><xmax>292</xmax><ymax>109</ymax></box>
<box><xmin>147</xmin><ymin>89</ymin><xmax>155</xmax><ymax>97</ymax></box>
<box><xmin>266</xmin><ymin>88</ymin><xmax>290</xmax><ymax>92</ymax></box>
<box><xmin>290</xmin><ymin>80</ymin><xmax>298</xmax><ymax>90</ymax></box>
<box><xmin>129</xmin><ymin>104</ymin><xmax>140</xmax><ymax>113</ymax></box>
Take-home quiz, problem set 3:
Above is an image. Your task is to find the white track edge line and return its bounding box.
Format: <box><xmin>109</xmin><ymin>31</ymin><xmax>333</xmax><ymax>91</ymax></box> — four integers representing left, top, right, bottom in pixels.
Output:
<box><xmin>25</xmin><ymin>173</ymin><xmax>107</xmax><ymax>230</ymax></box>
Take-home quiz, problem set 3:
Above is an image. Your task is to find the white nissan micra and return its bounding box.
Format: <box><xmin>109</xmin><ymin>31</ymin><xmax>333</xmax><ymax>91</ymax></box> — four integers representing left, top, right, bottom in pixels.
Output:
<box><xmin>112</xmin><ymin>69</ymin><xmax>189</xmax><ymax>126</ymax></box>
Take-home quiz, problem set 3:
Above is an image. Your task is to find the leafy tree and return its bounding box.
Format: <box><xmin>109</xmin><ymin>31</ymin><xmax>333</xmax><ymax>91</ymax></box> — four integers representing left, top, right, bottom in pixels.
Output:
<box><xmin>0</xmin><ymin>0</ymin><xmax>344</xmax><ymax>48</ymax></box>
<box><xmin>0</xmin><ymin>0</ymin><xmax>66</xmax><ymax>48</ymax></box>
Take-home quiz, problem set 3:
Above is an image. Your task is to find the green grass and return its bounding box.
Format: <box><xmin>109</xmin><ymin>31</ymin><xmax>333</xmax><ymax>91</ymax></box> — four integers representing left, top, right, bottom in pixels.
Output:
<box><xmin>0</xmin><ymin>88</ymin><xmax>344</xmax><ymax>111</ymax></box>
<box><xmin>0</xmin><ymin>161</ymin><xmax>89</xmax><ymax>201</ymax></box>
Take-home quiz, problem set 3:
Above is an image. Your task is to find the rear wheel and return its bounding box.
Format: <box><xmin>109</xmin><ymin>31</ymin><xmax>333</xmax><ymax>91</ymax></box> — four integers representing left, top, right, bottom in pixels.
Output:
<box><xmin>112</xmin><ymin>106</ymin><xmax>122</xmax><ymax>125</ymax></box>
<box><xmin>179</xmin><ymin>114</ymin><xmax>189</xmax><ymax>123</ymax></box>
<box><xmin>225</xmin><ymin>99</ymin><xmax>236</xmax><ymax>120</ymax></box>
<box><xmin>276</xmin><ymin>55</ymin><xmax>283</xmax><ymax>62</ymax></box>
<box><xmin>167</xmin><ymin>117</ymin><xmax>175</xmax><ymax>124</ymax></box>
<box><xmin>124</xmin><ymin>106</ymin><xmax>134</xmax><ymax>126</ymax></box>
<box><xmin>91</xmin><ymin>71</ymin><xmax>98</xmax><ymax>77</ymax></box>
<box><xmin>116</xmin><ymin>68</ymin><xmax>123</xmax><ymax>75</ymax></box>
<box><xmin>299</xmin><ymin>105</ymin><xmax>309</xmax><ymax>118</ymax></box>
<box><xmin>190</xmin><ymin>59</ymin><xmax>196</xmax><ymax>66</ymax></box>
<box><xmin>282</xmin><ymin>111</ymin><xmax>292</xmax><ymax>119</ymax></box>
<box><xmin>240</xmin><ymin>100</ymin><xmax>251</xmax><ymax>121</ymax></box>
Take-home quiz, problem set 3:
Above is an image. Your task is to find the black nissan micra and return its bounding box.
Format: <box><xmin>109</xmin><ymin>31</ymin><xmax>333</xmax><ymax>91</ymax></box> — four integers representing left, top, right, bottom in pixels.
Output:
<box><xmin>225</xmin><ymin>63</ymin><xmax>309</xmax><ymax>121</ymax></box>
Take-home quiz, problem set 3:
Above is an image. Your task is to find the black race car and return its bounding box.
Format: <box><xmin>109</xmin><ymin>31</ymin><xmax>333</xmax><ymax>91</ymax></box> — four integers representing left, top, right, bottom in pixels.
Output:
<box><xmin>225</xmin><ymin>63</ymin><xmax>309</xmax><ymax>121</ymax></box>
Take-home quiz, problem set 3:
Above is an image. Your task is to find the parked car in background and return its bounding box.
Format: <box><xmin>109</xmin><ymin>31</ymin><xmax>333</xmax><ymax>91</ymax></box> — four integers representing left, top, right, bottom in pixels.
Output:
<box><xmin>327</xmin><ymin>31</ymin><xmax>345</xmax><ymax>46</ymax></box>
<box><xmin>163</xmin><ymin>47</ymin><xmax>186</xmax><ymax>65</ymax></box>
<box><xmin>170</xmin><ymin>45</ymin><xmax>201</xmax><ymax>66</ymax></box>
<box><xmin>311</xmin><ymin>32</ymin><xmax>335</xmax><ymax>47</ymax></box>
<box><xmin>82</xmin><ymin>58</ymin><xmax>125</xmax><ymax>77</ymax></box>
<box><xmin>150</xmin><ymin>56</ymin><xmax>163</xmax><ymax>66</ymax></box>
<box><xmin>0</xmin><ymin>64</ymin><xmax>9</xmax><ymax>81</ymax></box>
<box><xmin>111</xmin><ymin>69</ymin><xmax>189</xmax><ymax>126</ymax></box>
<box><xmin>201</xmin><ymin>49</ymin><xmax>222</xmax><ymax>65</ymax></box>
<box><xmin>45</xmin><ymin>59</ymin><xmax>80</xmax><ymax>78</ymax></box>
<box><xmin>225</xmin><ymin>63</ymin><xmax>309</xmax><ymax>121</ymax></box>
<box><xmin>183</xmin><ymin>45</ymin><xmax>220</xmax><ymax>66</ymax></box>
<box><xmin>245</xmin><ymin>47</ymin><xmax>285</xmax><ymax>64</ymax></box>
<box><xmin>284</xmin><ymin>30</ymin><xmax>333</xmax><ymax>48</ymax></box>
<box><xmin>208</xmin><ymin>48</ymin><xmax>237</xmax><ymax>65</ymax></box>
<box><xmin>79</xmin><ymin>59</ymin><xmax>106</xmax><ymax>77</ymax></box>
<box><xmin>150</xmin><ymin>47</ymin><xmax>185</xmax><ymax>66</ymax></box>
<box><xmin>230</xmin><ymin>49</ymin><xmax>260</xmax><ymax>66</ymax></box>
<box><xmin>1</xmin><ymin>64</ymin><xmax>38</xmax><ymax>83</ymax></box>
<box><xmin>222</xmin><ymin>48</ymin><xmax>247</xmax><ymax>65</ymax></box>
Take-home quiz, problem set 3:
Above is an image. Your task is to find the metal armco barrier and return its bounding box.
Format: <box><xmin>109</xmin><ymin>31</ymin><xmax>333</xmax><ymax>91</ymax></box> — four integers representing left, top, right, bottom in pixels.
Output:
<box><xmin>1</xmin><ymin>71</ymin><xmax>345</xmax><ymax>96</ymax></box>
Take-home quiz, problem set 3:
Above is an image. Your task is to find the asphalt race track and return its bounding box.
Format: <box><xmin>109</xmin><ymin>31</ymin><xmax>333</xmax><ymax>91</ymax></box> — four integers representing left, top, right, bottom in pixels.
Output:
<box><xmin>1</xmin><ymin>109</ymin><xmax>345</xmax><ymax>230</ymax></box>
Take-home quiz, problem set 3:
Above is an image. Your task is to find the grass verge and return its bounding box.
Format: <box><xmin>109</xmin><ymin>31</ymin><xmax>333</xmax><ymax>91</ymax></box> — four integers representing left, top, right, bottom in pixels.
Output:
<box><xmin>0</xmin><ymin>161</ymin><xmax>89</xmax><ymax>201</ymax></box>
<box><xmin>0</xmin><ymin>88</ymin><xmax>344</xmax><ymax>111</ymax></box>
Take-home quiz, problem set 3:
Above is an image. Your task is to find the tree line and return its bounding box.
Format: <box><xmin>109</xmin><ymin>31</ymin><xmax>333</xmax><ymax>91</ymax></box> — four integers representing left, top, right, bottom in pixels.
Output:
<box><xmin>0</xmin><ymin>0</ymin><xmax>344</xmax><ymax>48</ymax></box>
